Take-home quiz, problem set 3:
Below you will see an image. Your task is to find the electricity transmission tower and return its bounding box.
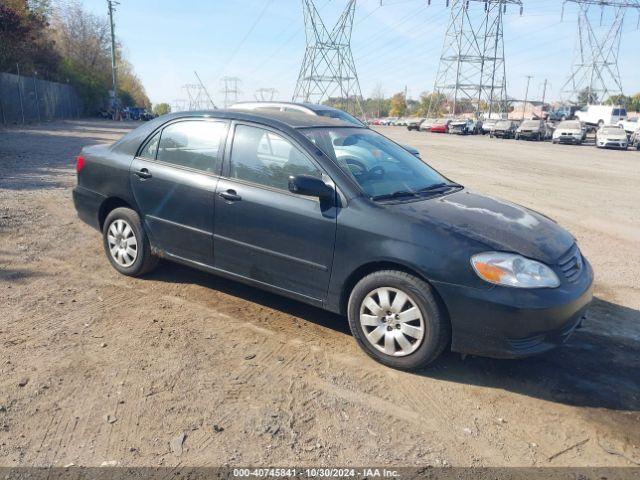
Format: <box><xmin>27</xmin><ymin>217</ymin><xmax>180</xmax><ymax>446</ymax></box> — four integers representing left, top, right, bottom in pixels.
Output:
<box><xmin>428</xmin><ymin>0</ymin><xmax>523</xmax><ymax>118</ymax></box>
<box><xmin>561</xmin><ymin>0</ymin><xmax>640</xmax><ymax>105</ymax></box>
<box><xmin>220</xmin><ymin>76</ymin><xmax>242</xmax><ymax>108</ymax></box>
<box><xmin>171</xmin><ymin>99</ymin><xmax>187</xmax><ymax>112</ymax></box>
<box><xmin>292</xmin><ymin>0</ymin><xmax>364</xmax><ymax>117</ymax></box>
<box><xmin>182</xmin><ymin>84</ymin><xmax>214</xmax><ymax>110</ymax></box>
<box><xmin>255</xmin><ymin>88</ymin><xmax>278</xmax><ymax>101</ymax></box>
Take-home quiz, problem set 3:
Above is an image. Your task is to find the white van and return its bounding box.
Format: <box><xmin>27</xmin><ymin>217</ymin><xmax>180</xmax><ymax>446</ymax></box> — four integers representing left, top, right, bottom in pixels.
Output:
<box><xmin>575</xmin><ymin>105</ymin><xmax>627</xmax><ymax>127</ymax></box>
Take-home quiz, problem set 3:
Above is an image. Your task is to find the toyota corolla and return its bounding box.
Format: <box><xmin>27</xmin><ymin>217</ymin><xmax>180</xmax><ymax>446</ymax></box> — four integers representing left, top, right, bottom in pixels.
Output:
<box><xmin>73</xmin><ymin>110</ymin><xmax>593</xmax><ymax>370</ymax></box>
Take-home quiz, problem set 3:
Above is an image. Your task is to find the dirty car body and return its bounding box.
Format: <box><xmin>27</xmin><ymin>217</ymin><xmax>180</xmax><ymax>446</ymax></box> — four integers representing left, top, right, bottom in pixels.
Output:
<box><xmin>73</xmin><ymin>110</ymin><xmax>594</xmax><ymax>365</ymax></box>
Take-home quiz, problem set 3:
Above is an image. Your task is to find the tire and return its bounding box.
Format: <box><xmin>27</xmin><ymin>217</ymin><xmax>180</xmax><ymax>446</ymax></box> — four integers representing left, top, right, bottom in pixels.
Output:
<box><xmin>103</xmin><ymin>207</ymin><xmax>158</xmax><ymax>277</ymax></box>
<box><xmin>347</xmin><ymin>270</ymin><xmax>450</xmax><ymax>370</ymax></box>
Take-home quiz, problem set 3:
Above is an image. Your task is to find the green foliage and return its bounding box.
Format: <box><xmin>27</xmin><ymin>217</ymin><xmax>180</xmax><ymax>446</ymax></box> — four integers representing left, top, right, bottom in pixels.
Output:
<box><xmin>1</xmin><ymin>0</ymin><xmax>150</xmax><ymax>114</ymax></box>
<box><xmin>57</xmin><ymin>57</ymin><xmax>109</xmax><ymax>111</ymax></box>
<box><xmin>153</xmin><ymin>103</ymin><xmax>171</xmax><ymax>116</ymax></box>
<box><xmin>605</xmin><ymin>93</ymin><xmax>640</xmax><ymax>112</ymax></box>
<box><xmin>389</xmin><ymin>92</ymin><xmax>406</xmax><ymax>117</ymax></box>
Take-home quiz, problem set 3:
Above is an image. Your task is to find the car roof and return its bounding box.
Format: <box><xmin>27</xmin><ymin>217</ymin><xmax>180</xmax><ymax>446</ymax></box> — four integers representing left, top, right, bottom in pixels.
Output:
<box><xmin>231</xmin><ymin>101</ymin><xmax>343</xmax><ymax>113</ymax></box>
<box><xmin>110</xmin><ymin>109</ymin><xmax>359</xmax><ymax>156</ymax></box>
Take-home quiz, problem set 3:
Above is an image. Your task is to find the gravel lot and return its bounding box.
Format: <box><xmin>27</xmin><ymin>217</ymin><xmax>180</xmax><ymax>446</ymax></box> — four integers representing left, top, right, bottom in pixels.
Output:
<box><xmin>0</xmin><ymin>120</ymin><xmax>639</xmax><ymax>468</ymax></box>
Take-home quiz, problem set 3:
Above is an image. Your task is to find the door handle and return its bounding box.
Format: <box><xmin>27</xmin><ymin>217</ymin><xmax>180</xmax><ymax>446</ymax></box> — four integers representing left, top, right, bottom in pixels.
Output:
<box><xmin>218</xmin><ymin>189</ymin><xmax>241</xmax><ymax>202</ymax></box>
<box><xmin>135</xmin><ymin>168</ymin><xmax>152</xmax><ymax>179</ymax></box>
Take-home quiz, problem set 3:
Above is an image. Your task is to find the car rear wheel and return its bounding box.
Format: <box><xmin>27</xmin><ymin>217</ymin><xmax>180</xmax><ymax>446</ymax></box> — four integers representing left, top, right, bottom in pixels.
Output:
<box><xmin>347</xmin><ymin>270</ymin><xmax>450</xmax><ymax>370</ymax></box>
<box><xmin>103</xmin><ymin>207</ymin><xmax>158</xmax><ymax>277</ymax></box>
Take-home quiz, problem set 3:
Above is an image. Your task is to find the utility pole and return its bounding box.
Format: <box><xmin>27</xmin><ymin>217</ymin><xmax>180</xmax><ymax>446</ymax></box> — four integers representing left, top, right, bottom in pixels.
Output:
<box><xmin>194</xmin><ymin>71</ymin><xmax>216</xmax><ymax>109</ymax></box>
<box><xmin>522</xmin><ymin>75</ymin><xmax>533</xmax><ymax>120</ymax></box>
<box><xmin>541</xmin><ymin>78</ymin><xmax>549</xmax><ymax>106</ymax></box>
<box><xmin>107</xmin><ymin>0</ymin><xmax>119</xmax><ymax>120</ymax></box>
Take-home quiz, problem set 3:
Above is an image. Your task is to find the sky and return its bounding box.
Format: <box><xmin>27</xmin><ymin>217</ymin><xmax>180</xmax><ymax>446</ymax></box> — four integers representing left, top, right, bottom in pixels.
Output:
<box><xmin>75</xmin><ymin>0</ymin><xmax>640</xmax><ymax>108</ymax></box>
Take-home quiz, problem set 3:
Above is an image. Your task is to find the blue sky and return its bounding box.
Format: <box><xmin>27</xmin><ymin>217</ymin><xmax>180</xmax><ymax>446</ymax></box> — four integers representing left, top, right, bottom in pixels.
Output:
<box><xmin>76</xmin><ymin>0</ymin><xmax>640</xmax><ymax>107</ymax></box>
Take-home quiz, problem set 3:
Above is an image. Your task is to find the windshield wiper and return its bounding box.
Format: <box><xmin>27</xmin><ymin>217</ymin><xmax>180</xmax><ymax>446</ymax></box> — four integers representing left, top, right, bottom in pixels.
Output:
<box><xmin>371</xmin><ymin>190</ymin><xmax>419</xmax><ymax>201</ymax></box>
<box><xmin>417</xmin><ymin>182</ymin><xmax>462</xmax><ymax>194</ymax></box>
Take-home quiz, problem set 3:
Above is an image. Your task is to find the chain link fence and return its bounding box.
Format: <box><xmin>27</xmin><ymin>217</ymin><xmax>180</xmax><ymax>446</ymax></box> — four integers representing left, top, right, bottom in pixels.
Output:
<box><xmin>0</xmin><ymin>72</ymin><xmax>83</xmax><ymax>126</ymax></box>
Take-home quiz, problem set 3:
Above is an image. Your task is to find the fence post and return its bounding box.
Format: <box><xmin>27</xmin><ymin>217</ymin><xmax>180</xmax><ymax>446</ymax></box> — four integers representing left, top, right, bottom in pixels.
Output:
<box><xmin>16</xmin><ymin>64</ymin><xmax>25</xmax><ymax>124</ymax></box>
<box><xmin>33</xmin><ymin>73</ymin><xmax>41</xmax><ymax>123</ymax></box>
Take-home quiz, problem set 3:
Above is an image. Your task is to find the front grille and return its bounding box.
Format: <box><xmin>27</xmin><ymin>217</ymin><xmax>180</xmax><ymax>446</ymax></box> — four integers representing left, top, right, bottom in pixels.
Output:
<box><xmin>557</xmin><ymin>244</ymin><xmax>583</xmax><ymax>283</ymax></box>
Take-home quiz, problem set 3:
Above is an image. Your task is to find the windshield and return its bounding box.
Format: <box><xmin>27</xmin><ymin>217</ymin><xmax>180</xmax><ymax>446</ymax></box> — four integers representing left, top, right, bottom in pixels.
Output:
<box><xmin>521</xmin><ymin>120</ymin><xmax>540</xmax><ymax>128</ymax></box>
<box><xmin>602</xmin><ymin>127</ymin><xmax>624</xmax><ymax>135</ymax></box>
<box><xmin>559</xmin><ymin>121</ymin><xmax>581</xmax><ymax>129</ymax></box>
<box><xmin>315</xmin><ymin>109</ymin><xmax>364</xmax><ymax>126</ymax></box>
<box><xmin>301</xmin><ymin>127</ymin><xmax>453</xmax><ymax>199</ymax></box>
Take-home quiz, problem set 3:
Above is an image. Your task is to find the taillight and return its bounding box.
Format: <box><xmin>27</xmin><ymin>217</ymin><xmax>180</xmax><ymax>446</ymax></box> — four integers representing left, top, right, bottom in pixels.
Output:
<box><xmin>76</xmin><ymin>155</ymin><xmax>85</xmax><ymax>173</ymax></box>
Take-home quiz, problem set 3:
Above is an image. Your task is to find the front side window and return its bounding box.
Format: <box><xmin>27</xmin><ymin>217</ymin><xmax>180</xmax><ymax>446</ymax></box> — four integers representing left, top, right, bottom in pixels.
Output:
<box><xmin>229</xmin><ymin>125</ymin><xmax>322</xmax><ymax>190</ymax></box>
<box><xmin>302</xmin><ymin>127</ymin><xmax>451</xmax><ymax>200</ymax></box>
<box><xmin>156</xmin><ymin>120</ymin><xmax>227</xmax><ymax>173</ymax></box>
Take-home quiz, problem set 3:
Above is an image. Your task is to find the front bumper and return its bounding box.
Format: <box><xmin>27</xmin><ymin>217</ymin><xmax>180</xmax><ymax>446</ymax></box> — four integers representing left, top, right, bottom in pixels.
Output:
<box><xmin>556</xmin><ymin>135</ymin><xmax>582</xmax><ymax>144</ymax></box>
<box><xmin>433</xmin><ymin>259</ymin><xmax>594</xmax><ymax>359</ymax></box>
<box><xmin>517</xmin><ymin>131</ymin><xmax>540</xmax><ymax>139</ymax></box>
<box><xmin>597</xmin><ymin>140</ymin><xmax>627</xmax><ymax>149</ymax></box>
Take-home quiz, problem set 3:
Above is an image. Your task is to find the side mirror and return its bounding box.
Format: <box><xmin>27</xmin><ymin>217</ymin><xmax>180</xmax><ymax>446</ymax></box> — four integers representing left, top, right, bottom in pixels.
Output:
<box><xmin>288</xmin><ymin>175</ymin><xmax>334</xmax><ymax>199</ymax></box>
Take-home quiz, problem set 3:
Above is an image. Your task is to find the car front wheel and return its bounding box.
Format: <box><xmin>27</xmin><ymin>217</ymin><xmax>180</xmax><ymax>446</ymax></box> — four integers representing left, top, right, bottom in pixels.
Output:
<box><xmin>103</xmin><ymin>207</ymin><xmax>158</xmax><ymax>277</ymax></box>
<box><xmin>347</xmin><ymin>271</ymin><xmax>450</xmax><ymax>370</ymax></box>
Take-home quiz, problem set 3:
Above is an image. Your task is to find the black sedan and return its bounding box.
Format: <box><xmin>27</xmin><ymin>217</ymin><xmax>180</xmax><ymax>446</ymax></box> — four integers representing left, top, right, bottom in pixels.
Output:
<box><xmin>490</xmin><ymin>120</ymin><xmax>518</xmax><ymax>139</ymax></box>
<box><xmin>73</xmin><ymin>110</ymin><xmax>593</xmax><ymax>370</ymax></box>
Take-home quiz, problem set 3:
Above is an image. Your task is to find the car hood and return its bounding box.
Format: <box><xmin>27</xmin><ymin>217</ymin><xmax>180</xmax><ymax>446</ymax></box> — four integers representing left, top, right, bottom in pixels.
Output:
<box><xmin>600</xmin><ymin>133</ymin><xmax>626</xmax><ymax>140</ymax></box>
<box><xmin>389</xmin><ymin>189</ymin><xmax>575</xmax><ymax>264</ymax></box>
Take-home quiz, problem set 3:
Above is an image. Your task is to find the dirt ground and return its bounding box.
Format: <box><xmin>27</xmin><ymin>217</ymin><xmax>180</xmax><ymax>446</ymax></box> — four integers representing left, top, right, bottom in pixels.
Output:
<box><xmin>0</xmin><ymin>120</ymin><xmax>639</xmax><ymax>468</ymax></box>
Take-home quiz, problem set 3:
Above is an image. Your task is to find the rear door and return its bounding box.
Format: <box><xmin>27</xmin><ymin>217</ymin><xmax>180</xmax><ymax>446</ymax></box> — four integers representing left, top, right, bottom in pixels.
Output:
<box><xmin>213</xmin><ymin>122</ymin><xmax>338</xmax><ymax>302</ymax></box>
<box><xmin>130</xmin><ymin>119</ymin><xmax>228</xmax><ymax>266</ymax></box>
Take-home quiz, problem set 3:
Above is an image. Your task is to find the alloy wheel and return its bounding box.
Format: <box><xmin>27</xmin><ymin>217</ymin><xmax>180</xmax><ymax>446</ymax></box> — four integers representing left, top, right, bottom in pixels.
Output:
<box><xmin>107</xmin><ymin>219</ymin><xmax>138</xmax><ymax>267</ymax></box>
<box><xmin>359</xmin><ymin>287</ymin><xmax>425</xmax><ymax>357</ymax></box>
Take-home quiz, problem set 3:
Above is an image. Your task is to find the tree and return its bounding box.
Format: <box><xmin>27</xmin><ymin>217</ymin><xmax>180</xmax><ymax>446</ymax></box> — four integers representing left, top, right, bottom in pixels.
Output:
<box><xmin>389</xmin><ymin>92</ymin><xmax>406</xmax><ymax>117</ymax></box>
<box><xmin>0</xmin><ymin>0</ymin><xmax>60</xmax><ymax>77</ymax></box>
<box><xmin>153</xmin><ymin>103</ymin><xmax>171</xmax><ymax>116</ymax></box>
<box><xmin>577</xmin><ymin>88</ymin><xmax>599</xmax><ymax>106</ymax></box>
<box><xmin>51</xmin><ymin>1</ymin><xmax>149</xmax><ymax>112</ymax></box>
<box><xmin>417</xmin><ymin>92</ymin><xmax>446</xmax><ymax>117</ymax></box>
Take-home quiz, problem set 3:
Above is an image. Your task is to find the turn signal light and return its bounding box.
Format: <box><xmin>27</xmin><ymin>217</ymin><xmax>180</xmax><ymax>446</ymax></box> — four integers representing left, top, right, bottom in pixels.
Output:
<box><xmin>76</xmin><ymin>155</ymin><xmax>85</xmax><ymax>173</ymax></box>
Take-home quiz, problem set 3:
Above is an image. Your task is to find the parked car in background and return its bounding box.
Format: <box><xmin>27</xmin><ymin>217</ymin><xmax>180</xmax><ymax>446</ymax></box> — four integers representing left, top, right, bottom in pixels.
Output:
<box><xmin>552</xmin><ymin>120</ymin><xmax>586</xmax><ymax>145</ymax></box>
<box><xmin>595</xmin><ymin>125</ymin><xmax>628</xmax><ymax>149</ymax></box>
<box><xmin>630</xmin><ymin>128</ymin><xmax>640</xmax><ymax>150</ymax></box>
<box><xmin>575</xmin><ymin>105</ymin><xmax>627</xmax><ymax>129</ymax></box>
<box><xmin>546</xmin><ymin>105</ymin><xmax>580</xmax><ymax>122</ymax></box>
<box><xmin>73</xmin><ymin>109</ymin><xmax>593</xmax><ymax>370</ymax></box>
<box><xmin>430</xmin><ymin>119</ymin><xmax>451</xmax><ymax>134</ymax></box>
<box><xmin>481</xmin><ymin>118</ymin><xmax>497</xmax><ymax>135</ymax></box>
<box><xmin>419</xmin><ymin>118</ymin><xmax>437</xmax><ymax>132</ymax></box>
<box><xmin>380</xmin><ymin>117</ymin><xmax>397</xmax><ymax>126</ymax></box>
<box><xmin>449</xmin><ymin>118</ymin><xmax>482</xmax><ymax>135</ymax></box>
<box><xmin>515</xmin><ymin>120</ymin><xmax>552</xmax><ymax>141</ymax></box>
<box><xmin>407</xmin><ymin>118</ymin><xmax>425</xmax><ymax>131</ymax></box>
<box><xmin>618</xmin><ymin>117</ymin><xmax>639</xmax><ymax>135</ymax></box>
<box><xmin>490</xmin><ymin>120</ymin><xmax>518</xmax><ymax>139</ymax></box>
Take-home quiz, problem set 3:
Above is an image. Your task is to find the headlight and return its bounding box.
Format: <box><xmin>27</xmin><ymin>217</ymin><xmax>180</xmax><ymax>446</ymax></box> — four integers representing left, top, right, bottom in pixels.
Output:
<box><xmin>471</xmin><ymin>252</ymin><xmax>560</xmax><ymax>289</ymax></box>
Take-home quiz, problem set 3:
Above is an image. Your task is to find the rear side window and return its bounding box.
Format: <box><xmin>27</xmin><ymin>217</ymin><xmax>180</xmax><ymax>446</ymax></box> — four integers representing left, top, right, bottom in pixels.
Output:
<box><xmin>139</xmin><ymin>132</ymin><xmax>160</xmax><ymax>159</ymax></box>
<box><xmin>229</xmin><ymin>125</ymin><xmax>321</xmax><ymax>191</ymax></box>
<box><xmin>156</xmin><ymin>120</ymin><xmax>227</xmax><ymax>173</ymax></box>
<box><xmin>613</xmin><ymin>109</ymin><xmax>620</xmax><ymax>116</ymax></box>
